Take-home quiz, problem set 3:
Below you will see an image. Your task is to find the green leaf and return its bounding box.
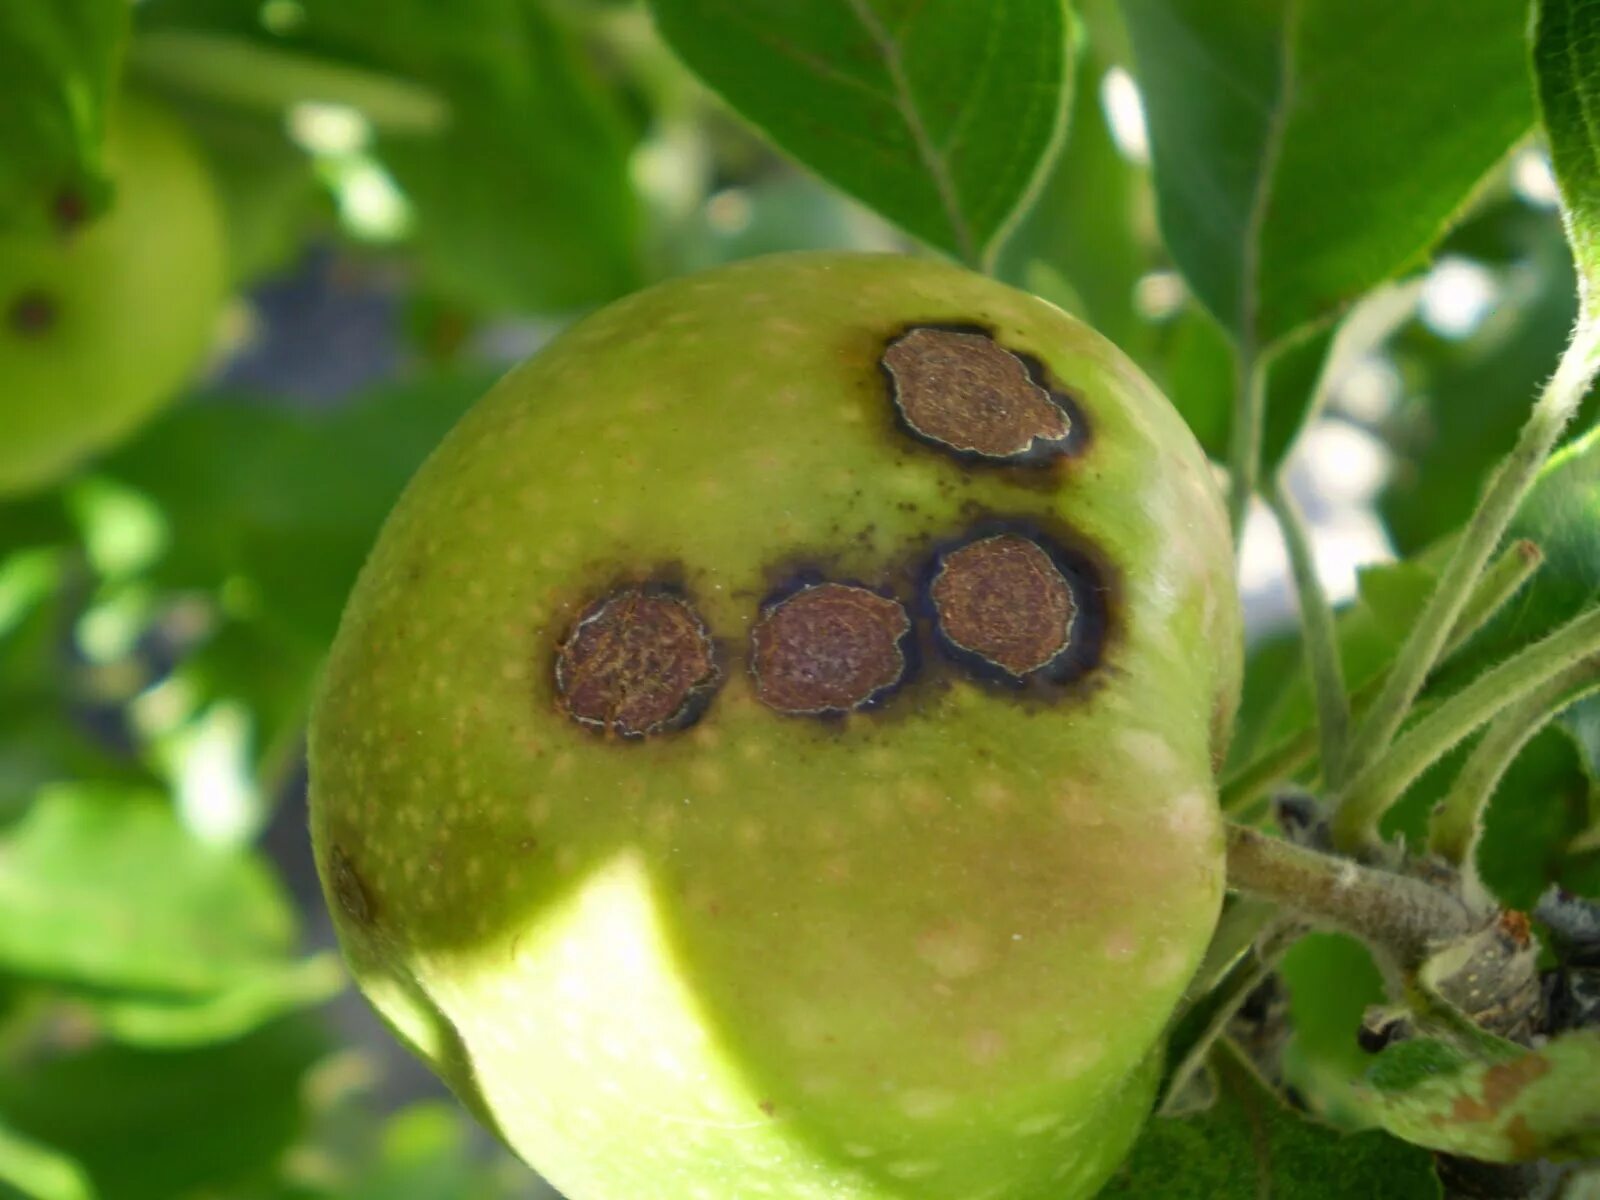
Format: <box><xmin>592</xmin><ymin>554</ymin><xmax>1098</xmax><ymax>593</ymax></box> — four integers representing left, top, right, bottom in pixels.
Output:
<box><xmin>101</xmin><ymin>375</ymin><xmax>489</xmax><ymax>649</ymax></box>
<box><xmin>0</xmin><ymin>785</ymin><xmax>299</xmax><ymax>996</ymax></box>
<box><xmin>138</xmin><ymin>0</ymin><xmax>642</xmax><ymax>312</ymax></box>
<box><xmin>340</xmin><ymin>1104</ymin><xmax>529</xmax><ymax>1200</ymax></box>
<box><xmin>0</xmin><ymin>1120</ymin><xmax>94</xmax><ymax>1200</ymax></box>
<box><xmin>1102</xmin><ymin>1042</ymin><xmax>1438</xmax><ymax>1198</ymax></box>
<box><xmin>77</xmin><ymin>952</ymin><xmax>344</xmax><ymax>1049</ymax></box>
<box><xmin>1163</xmin><ymin>304</ymin><xmax>1235</xmax><ymax>460</ymax></box>
<box><xmin>1279</xmin><ymin>933</ymin><xmax>1387</xmax><ymax>1128</ymax></box>
<box><xmin>1533</xmin><ymin>0</ymin><xmax>1600</xmax><ymax>316</ymax></box>
<box><xmin>0</xmin><ymin>1016</ymin><xmax>326</xmax><ymax>1200</ymax></box>
<box><xmin>0</xmin><ymin>0</ymin><xmax>128</xmax><ymax>233</ymax></box>
<box><xmin>647</xmin><ymin>0</ymin><xmax>1074</xmax><ymax>267</ymax></box>
<box><xmin>1123</xmin><ymin>0</ymin><xmax>1533</xmax><ymax>349</ymax></box>
<box><xmin>1381</xmin><ymin>200</ymin><xmax>1590</xmax><ymax>556</ymax></box>
<box><xmin>1475</xmin><ymin>725</ymin><xmax>1594</xmax><ymax>908</ymax></box>
<box><xmin>1360</xmin><ymin>1031</ymin><xmax>1600</xmax><ymax>1162</ymax></box>
<box><xmin>999</xmin><ymin>34</ymin><xmax>1157</xmax><ymax>357</ymax></box>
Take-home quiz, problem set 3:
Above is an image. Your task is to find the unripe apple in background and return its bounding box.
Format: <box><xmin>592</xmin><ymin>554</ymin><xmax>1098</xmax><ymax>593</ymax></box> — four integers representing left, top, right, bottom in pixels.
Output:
<box><xmin>310</xmin><ymin>252</ymin><xmax>1241</xmax><ymax>1199</ymax></box>
<box><xmin>0</xmin><ymin>92</ymin><xmax>226</xmax><ymax>496</ymax></box>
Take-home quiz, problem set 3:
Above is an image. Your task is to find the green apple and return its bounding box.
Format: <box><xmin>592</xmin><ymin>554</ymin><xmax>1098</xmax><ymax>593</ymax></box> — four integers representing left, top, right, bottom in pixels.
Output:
<box><xmin>0</xmin><ymin>91</ymin><xmax>227</xmax><ymax>496</ymax></box>
<box><xmin>310</xmin><ymin>252</ymin><xmax>1242</xmax><ymax>1199</ymax></box>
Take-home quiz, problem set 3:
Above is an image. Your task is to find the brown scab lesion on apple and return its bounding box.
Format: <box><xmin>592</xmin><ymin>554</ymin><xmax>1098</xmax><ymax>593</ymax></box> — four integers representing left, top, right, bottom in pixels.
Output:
<box><xmin>879</xmin><ymin>324</ymin><xmax>1089</xmax><ymax>465</ymax></box>
<box><xmin>553</xmin><ymin>585</ymin><xmax>721</xmax><ymax>738</ymax></box>
<box><xmin>921</xmin><ymin>524</ymin><xmax>1111</xmax><ymax>690</ymax></box>
<box><xmin>929</xmin><ymin>534</ymin><xmax>1075</xmax><ymax>677</ymax></box>
<box><xmin>749</xmin><ymin>581</ymin><xmax>914</xmax><ymax>716</ymax></box>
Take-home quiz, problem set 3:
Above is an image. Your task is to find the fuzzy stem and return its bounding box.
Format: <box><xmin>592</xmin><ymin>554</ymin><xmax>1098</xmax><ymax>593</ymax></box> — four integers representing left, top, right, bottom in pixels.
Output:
<box><xmin>1265</xmin><ymin>478</ymin><xmax>1350</xmax><ymax>786</ymax></box>
<box><xmin>1334</xmin><ymin>604</ymin><xmax>1600</xmax><ymax>851</ymax></box>
<box><xmin>1336</xmin><ymin>318</ymin><xmax>1600</xmax><ymax>785</ymax></box>
<box><xmin>1225</xmin><ymin>823</ymin><xmax>1479</xmax><ymax>969</ymax></box>
<box><xmin>1440</xmin><ymin>539</ymin><xmax>1543</xmax><ymax>661</ymax></box>
<box><xmin>1219</xmin><ymin>545</ymin><xmax>1539</xmax><ymax>816</ymax></box>
<box><xmin>1428</xmin><ymin>656</ymin><xmax>1600</xmax><ymax>867</ymax></box>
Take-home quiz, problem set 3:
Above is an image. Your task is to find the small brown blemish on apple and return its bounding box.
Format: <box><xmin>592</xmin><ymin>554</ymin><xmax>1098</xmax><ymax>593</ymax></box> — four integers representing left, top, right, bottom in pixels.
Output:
<box><xmin>330</xmin><ymin>845</ymin><xmax>376</xmax><ymax>926</ymax></box>
<box><xmin>8</xmin><ymin>289</ymin><xmax>58</xmax><ymax>338</ymax></box>
<box><xmin>554</xmin><ymin>586</ymin><xmax>719</xmax><ymax>737</ymax></box>
<box><xmin>880</xmin><ymin>325</ymin><xmax>1080</xmax><ymax>463</ymax></box>
<box><xmin>750</xmin><ymin>583</ymin><xmax>912</xmax><ymax>715</ymax></box>
<box><xmin>931</xmin><ymin>534</ymin><xmax>1074</xmax><ymax>676</ymax></box>
<box><xmin>52</xmin><ymin>187</ymin><xmax>89</xmax><ymax>234</ymax></box>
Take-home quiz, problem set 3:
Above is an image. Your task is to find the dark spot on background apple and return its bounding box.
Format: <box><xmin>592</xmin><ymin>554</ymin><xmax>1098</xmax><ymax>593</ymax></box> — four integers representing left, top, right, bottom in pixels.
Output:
<box><xmin>554</xmin><ymin>584</ymin><xmax>720</xmax><ymax>738</ymax></box>
<box><xmin>52</xmin><ymin>187</ymin><xmax>89</xmax><ymax>234</ymax></box>
<box><xmin>8</xmin><ymin>289</ymin><xmax>58</xmax><ymax>338</ymax></box>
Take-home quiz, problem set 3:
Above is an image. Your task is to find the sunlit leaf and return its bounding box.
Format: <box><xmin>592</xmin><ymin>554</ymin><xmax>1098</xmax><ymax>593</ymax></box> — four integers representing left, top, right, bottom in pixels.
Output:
<box><xmin>1123</xmin><ymin>0</ymin><xmax>1533</xmax><ymax>349</ymax></box>
<box><xmin>0</xmin><ymin>785</ymin><xmax>299</xmax><ymax>996</ymax></box>
<box><xmin>1533</xmin><ymin>0</ymin><xmax>1600</xmax><ymax>316</ymax></box>
<box><xmin>649</xmin><ymin>0</ymin><xmax>1074</xmax><ymax>267</ymax></box>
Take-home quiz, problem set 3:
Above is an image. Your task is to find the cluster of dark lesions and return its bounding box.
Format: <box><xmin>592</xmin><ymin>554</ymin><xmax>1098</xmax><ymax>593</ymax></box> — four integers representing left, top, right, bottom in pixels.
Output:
<box><xmin>879</xmin><ymin>325</ymin><xmax>1086</xmax><ymax>464</ymax></box>
<box><xmin>554</xmin><ymin>585</ymin><xmax>720</xmax><ymax>738</ymax></box>
<box><xmin>925</xmin><ymin>529</ymin><xmax>1106</xmax><ymax>687</ymax></box>
<box><xmin>551</xmin><ymin>536</ymin><xmax>1105</xmax><ymax>735</ymax></box>
<box><xmin>749</xmin><ymin>582</ymin><xmax>914</xmax><ymax>716</ymax></box>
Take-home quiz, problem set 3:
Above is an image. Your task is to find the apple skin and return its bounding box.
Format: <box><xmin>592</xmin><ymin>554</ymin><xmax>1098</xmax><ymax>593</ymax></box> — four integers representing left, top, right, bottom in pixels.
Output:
<box><xmin>0</xmin><ymin>92</ymin><xmax>226</xmax><ymax>496</ymax></box>
<box><xmin>310</xmin><ymin>252</ymin><xmax>1241</xmax><ymax>1199</ymax></box>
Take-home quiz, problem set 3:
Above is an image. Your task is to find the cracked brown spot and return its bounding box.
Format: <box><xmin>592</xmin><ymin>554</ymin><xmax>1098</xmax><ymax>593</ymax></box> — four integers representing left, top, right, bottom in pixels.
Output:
<box><xmin>555</xmin><ymin>587</ymin><xmax>718</xmax><ymax>737</ymax></box>
<box><xmin>882</xmin><ymin>327</ymin><xmax>1070</xmax><ymax>460</ymax></box>
<box><xmin>750</xmin><ymin>583</ymin><xmax>911</xmax><ymax>715</ymax></box>
<box><xmin>8</xmin><ymin>290</ymin><xmax>57</xmax><ymax>337</ymax></box>
<box><xmin>931</xmin><ymin>534</ymin><xmax>1074</xmax><ymax>677</ymax></box>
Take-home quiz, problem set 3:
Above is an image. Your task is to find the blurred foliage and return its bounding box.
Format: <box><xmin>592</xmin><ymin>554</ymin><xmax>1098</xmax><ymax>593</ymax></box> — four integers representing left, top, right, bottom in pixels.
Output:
<box><xmin>0</xmin><ymin>0</ymin><xmax>127</xmax><ymax>232</ymax></box>
<box><xmin>1</xmin><ymin>0</ymin><xmax>1598</xmax><ymax>1196</ymax></box>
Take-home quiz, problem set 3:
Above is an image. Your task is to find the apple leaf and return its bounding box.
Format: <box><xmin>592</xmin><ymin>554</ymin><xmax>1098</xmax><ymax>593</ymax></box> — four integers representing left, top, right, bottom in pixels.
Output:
<box><xmin>70</xmin><ymin>952</ymin><xmax>344</xmax><ymax>1049</ymax></box>
<box><xmin>1122</xmin><ymin>0</ymin><xmax>1533</xmax><ymax>350</ymax></box>
<box><xmin>0</xmin><ymin>1119</ymin><xmax>93</xmax><ymax>1200</ymax></box>
<box><xmin>647</xmin><ymin>0</ymin><xmax>1074</xmax><ymax>267</ymax></box>
<box><xmin>0</xmin><ymin>0</ymin><xmax>127</xmax><ymax>234</ymax></box>
<box><xmin>1102</xmin><ymin>1041</ymin><xmax>1438</xmax><ymax>1198</ymax></box>
<box><xmin>100</xmin><ymin>374</ymin><xmax>488</xmax><ymax>650</ymax></box>
<box><xmin>136</xmin><ymin>0</ymin><xmax>642</xmax><ymax>312</ymax></box>
<box><xmin>999</xmin><ymin>37</ymin><xmax>1156</xmax><ymax>359</ymax></box>
<box><xmin>0</xmin><ymin>785</ymin><xmax>303</xmax><ymax>997</ymax></box>
<box><xmin>1534</xmin><ymin>0</ymin><xmax>1600</xmax><ymax>317</ymax></box>
<box><xmin>0</xmin><ymin>1016</ymin><xmax>326</xmax><ymax>1200</ymax></box>
<box><xmin>1359</xmin><ymin>1032</ymin><xmax>1600</xmax><ymax>1161</ymax></box>
<box><xmin>1279</xmin><ymin>933</ymin><xmax>1387</xmax><ymax>1127</ymax></box>
<box><xmin>1380</xmin><ymin>202</ymin><xmax>1587</xmax><ymax>557</ymax></box>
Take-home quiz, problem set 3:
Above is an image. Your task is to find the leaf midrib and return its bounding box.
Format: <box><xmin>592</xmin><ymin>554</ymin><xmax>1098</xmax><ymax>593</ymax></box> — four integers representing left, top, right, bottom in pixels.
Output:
<box><xmin>843</xmin><ymin>0</ymin><xmax>978</xmax><ymax>263</ymax></box>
